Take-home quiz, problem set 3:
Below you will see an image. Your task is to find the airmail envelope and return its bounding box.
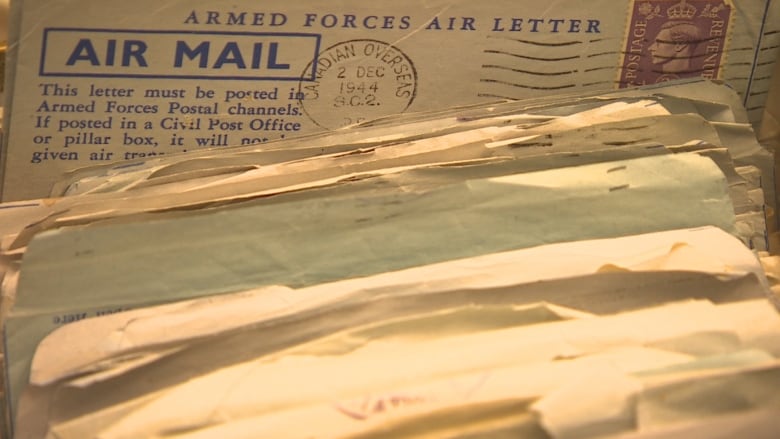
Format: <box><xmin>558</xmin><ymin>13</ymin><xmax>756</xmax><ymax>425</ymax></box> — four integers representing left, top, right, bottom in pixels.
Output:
<box><xmin>2</xmin><ymin>0</ymin><xmax>779</xmax><ymax>200</ymax></box>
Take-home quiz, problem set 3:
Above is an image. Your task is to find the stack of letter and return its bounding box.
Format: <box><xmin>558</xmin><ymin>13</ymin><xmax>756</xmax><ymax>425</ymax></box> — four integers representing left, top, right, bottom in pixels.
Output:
<box><xmin>1</xmin><ymin>79</ymin><xmax>779</xmax><ymax>438</ymax></box>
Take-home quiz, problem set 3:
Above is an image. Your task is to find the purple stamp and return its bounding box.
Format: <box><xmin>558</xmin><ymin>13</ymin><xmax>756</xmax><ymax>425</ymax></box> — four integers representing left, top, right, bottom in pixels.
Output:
<box><xmin>619</xmin><ymin>0</ymin><xmax>733</xmax><ymax>87</ymax></box>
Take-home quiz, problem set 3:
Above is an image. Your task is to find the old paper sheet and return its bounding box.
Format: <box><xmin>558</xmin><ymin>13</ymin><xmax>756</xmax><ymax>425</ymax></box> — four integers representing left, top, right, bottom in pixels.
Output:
<box><xmin>47</xmin><ymin>80</ymin><xmax>753</xmax><ymax>198</ymax></box>
<box><xmin>23</xmin><ymin>299</ymin><xmax>778</xmax><ymax>439</ymax></box>
<box><xmin>12</xmin><ymin>225</ymin><xmax>771</xmax><ymax>437</ymax></box>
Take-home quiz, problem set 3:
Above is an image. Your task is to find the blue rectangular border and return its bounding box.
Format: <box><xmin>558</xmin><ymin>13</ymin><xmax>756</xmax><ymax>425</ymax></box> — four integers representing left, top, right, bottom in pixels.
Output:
<box><xmin>39</xmin><ymin>28</ymin><xmax>322</xmax><ymax>81</ymax></box>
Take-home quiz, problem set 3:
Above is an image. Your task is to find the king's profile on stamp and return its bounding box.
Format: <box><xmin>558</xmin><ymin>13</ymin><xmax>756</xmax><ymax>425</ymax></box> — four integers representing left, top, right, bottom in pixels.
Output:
<box><xmin>649</xmin><ymin>20</ymin><xmax>701</xmax><ymax>78</ymax></box>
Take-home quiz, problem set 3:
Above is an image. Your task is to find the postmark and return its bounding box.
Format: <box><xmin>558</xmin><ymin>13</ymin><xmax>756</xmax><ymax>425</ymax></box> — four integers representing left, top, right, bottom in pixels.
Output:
<box><xmin>298</xmin><ymin>39</ymin><xmax>417</xmax><ymax>130</ymax></box>
<box><xmin>619</xmin><ymin>0</ymin><xmax>733</xmax><ymax>87</ymax></box>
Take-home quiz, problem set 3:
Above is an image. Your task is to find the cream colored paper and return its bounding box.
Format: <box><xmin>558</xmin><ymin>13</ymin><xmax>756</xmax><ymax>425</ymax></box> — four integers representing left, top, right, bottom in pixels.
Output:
<box><xmin>1</xmin><ymin>152</ymin><xmax>740</xmax><ymax>418</ymax></box>
<box><xmin>36</xmin><ymin>299</ymin><xmax>779</xmax><ymax>439</ymax></box>
<box><xmin>25</xmin><ymin>226</ymin><xmax>769</xmax><ymax>389</ymax></box>
<box><xmin>14</xmin><ymin>225</ymin><xmax>773</xmax><ymax>437</ymax></box>
<box><xmin>49</xmin><ymin>80</ymin><xmax>753</xmax><ymax>199</ymax></box>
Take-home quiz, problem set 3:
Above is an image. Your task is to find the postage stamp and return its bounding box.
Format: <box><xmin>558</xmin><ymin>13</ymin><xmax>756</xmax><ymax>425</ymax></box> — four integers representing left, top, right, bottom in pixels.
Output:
<box><xmin>619</xmin><ymin>0</ymin><xmax>733</xmax><ymax>87</ymax></box>
<box><xmin>298</xmin><ymin>39</ymin><xmax>417</xmax><ymax>130</ymax></box>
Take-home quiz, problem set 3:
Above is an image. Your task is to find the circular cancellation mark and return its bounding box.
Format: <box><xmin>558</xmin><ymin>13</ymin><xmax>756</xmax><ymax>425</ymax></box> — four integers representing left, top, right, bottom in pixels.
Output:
<box><xmin>298</xmin><ymin>39</ymin><xmax>418</xmax><ymax>130</ymax></box>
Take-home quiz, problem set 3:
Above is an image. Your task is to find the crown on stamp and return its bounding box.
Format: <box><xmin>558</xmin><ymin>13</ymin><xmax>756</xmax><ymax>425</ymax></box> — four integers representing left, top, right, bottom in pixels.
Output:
<box><xmin>667</xmin><ymin>0</ymin><xmax>697</xmax><ymax>19</ymax></box>
<box><xmin>639</xmin><ymin>2</ymin><xmax>662</xmax><ymax>19</ymax></box>
<box><xmin>700</xmin><ymin>3</ymin><xmax>727</xmax><ymax>19</ymax></box>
